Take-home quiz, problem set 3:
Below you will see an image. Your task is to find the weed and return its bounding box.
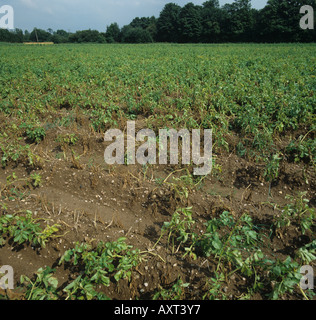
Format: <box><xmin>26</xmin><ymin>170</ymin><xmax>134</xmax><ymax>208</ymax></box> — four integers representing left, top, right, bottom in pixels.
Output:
<box><xmin>264</xmin><ymin>153</ymin><xmax>282</xmax><ymax>197</ymax></box>
<box><xmin>155</xmin><ymin>207</ymin><xmax>197</xmax><ymax>259</ymax></box>
<box><xmin>0</xmin><ymin>210</ymin><xmax>61</xmax><ymax>248</ymax></box>
<box><xmin>1</xmin><ymin>172</ymin><xmax>42</xmax><ymax>200</ymax></box>
<box><xmin>71</xmin><ymin>150</ymin><xmax>84</xmax><ymax>169</ymax></box>
<box><xmin>295</xmin><ymin>240</ymin><xmax>316</xmax><ymax>264</ymax></box>
<box><xmin>20</xmin><ymin>267</ymin><xmax>59</xmax><ymax>300</ymax></box>
<box><xmin>286</xmin><ymin>136</ymin><xmax>315</xmax><ymax>165</ymax></box>
<box><xmin>89</xmin><ymin>107</ymin><xmax>119</xmax><ymax>132</ymax></box>
<box><xmin>30</xmin><ymin>173</ymin><xmax>42</xmax><ymax>188</ymax></box>
<box><xmin>273</xmin><ymin>192</ymin><xmax>315</xmax><ymax>235</ymax></box>
<box><xmin>20</xmin><ymin>123</ymin><xmax>46</xmax><ymax>144</ymax></box>
<box><xmin>0</xmin><ymin>141</ymin><xmax>31</xmax><ymax>168</ymax></box>
<box><xmin>265</xmin><ymin>257</ymin><xmax>302</xmax><ymax>300</ymax></box>
<box><xmin>56</xmin><ymin>133</ymin><xmax>78</xmax><ymax>146</ymax></box>
<box><xmin>63</xmin><ymin>274</ymin><xmax>110</xmax><ymax>300</ymax></box>
<box><xmin>203</xmin><ymin>272</ymin><xmax>227</xmax><ymax>300</ymax></box>
<box><xmin>59</xmin><ymin>238</ymin><xmax>143</xmax><ymax>300</ymax></box>
<box><xmin>153</xmin><ymin>277</ymin><xmax>189</xmax><ymax>300</ymax></box>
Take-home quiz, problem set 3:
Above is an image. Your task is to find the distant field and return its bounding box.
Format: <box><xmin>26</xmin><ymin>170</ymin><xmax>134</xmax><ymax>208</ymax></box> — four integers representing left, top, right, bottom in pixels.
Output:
<box><xmin>0</xmin><ymin>43</ymin><xmax>315</xmax><ymax>300</ymax></box>
<box><xmin>23</xmin><ymin>42</ymin><xmax>54</xmax><ymax>45</ymax></box>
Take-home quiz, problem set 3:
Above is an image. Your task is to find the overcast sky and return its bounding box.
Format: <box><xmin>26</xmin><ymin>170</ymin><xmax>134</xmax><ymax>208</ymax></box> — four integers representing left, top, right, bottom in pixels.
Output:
<box><xmin>5</xmin><ymin>0</ymin><xmax>268</xmax><ymax>32</ymax></box>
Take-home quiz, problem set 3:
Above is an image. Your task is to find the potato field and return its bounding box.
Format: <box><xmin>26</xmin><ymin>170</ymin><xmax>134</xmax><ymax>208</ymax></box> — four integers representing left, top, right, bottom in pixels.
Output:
<box><xmin>0</xmin><ymin>43</ymin><xmax>315</xmax><ymax>300</ymax></box>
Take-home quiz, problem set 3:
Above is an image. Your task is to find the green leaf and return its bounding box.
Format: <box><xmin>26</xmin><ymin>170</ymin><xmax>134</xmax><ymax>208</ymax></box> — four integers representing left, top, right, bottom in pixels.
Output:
<box><xmin>114</xmin><ymin>269</ymin><xmax>124</xmax><ymax>282</ymax></box>
<box><xmin>47</xmin><ymin>276</ymin><xmax>58</xmax><ymax>289</ymax></box>
<box><xmin>272</xmin><ymin>266</ymin><xmax>282</xmax><ymax>277</ymax></box>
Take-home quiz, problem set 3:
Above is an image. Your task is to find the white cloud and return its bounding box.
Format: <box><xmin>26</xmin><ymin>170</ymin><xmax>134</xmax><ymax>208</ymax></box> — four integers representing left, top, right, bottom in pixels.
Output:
<box><xmin>19</xmin><ymin>0</ymin><xmax>38</xmax><ymax>9</ymax></box>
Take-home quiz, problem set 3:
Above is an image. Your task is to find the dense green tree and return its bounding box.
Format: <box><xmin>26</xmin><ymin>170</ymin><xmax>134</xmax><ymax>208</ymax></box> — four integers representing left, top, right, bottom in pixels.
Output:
<box><xmin>200</xmin><ymin>0</ymin><xmax>222</xmax><ymax>42</ymax></box>
<box><xmin>259</xmin><ymin>0</ymin><xmax>315</xmax><ymax>42</ymax></box>
<box><xmin>221</xmin><ymin>0</ymin><xmax>255</xmax><ymax>41</ymax></box>
<box><xmin>69</xmin><ymin>29</ymin><xmax>106</xmax><ymax>43</ymax></box>
<box><xmin>0</xmin><ymin>29</ymin><xmax>27</xmax><ymax>43</ymax></box>
<box><xmin>29</xmin><ymin>28</ymin><xmax>52</xmax><ymax>42</ymax></box>
<box><xmin>146</xmin><ymin>20</ymin><xmax>158</xmax><ymax>41</ymax></box>
<box><xmin>2</xmin><ymin>29</ymin><xmax>24</xmax><ymax>43</ymax></box>
<box><xmin>52</xmin><ymin>29</ymin><xmax>69</xmax><ymax>43</ymax></box>
<box><xmin>56</xmin><ymin>29</ymin><xmax>69</xmax><ymax>37</ymax></box>
<box><xmin>156</xmin><ymin>3</ymin><xmax>181</xmax><ymax>42</ymax></box>
<box><xmin>105</xmin><ymin>23</ymin><xmax>121</xmax><ymax>43</ymax></box>
<box><xmin>130</xmin><ymin>17</ymin><xmax>153</xmax><ymax>29</ymax></box>
<box><xmin>178</xmin><ymin>2</ymin><xmax>202</xmax><ymax>42</ymax></box>
<box><xmin>128</xmin><ymin>16</ymin><xmax>157</xmax><ymax>40</ymax></box>
<box><xmin>13</xmin><ymin>29</ymin><xmax>24</xmax><ymax>42</ymax></box>
<box><xmin>120</xmin><ymin>26</ymin><xmax>153</xmax><ymax>43</ymax></box>
<box><xmin>0</xmin><ymin>29</ymin><xmax>12</xmax><ymax>42</ymax></box>
<box><xmin>24</xmin><ymin>30</ymin><xmax>30</xmax><ymax>41</ymax></box>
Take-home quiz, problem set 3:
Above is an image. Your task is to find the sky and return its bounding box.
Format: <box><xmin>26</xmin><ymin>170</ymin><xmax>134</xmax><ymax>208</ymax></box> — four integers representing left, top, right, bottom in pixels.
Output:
<box><xmin>3</xmin><ymin>0</ymin><xmax>268</xmax><ymax>32</ymax></box>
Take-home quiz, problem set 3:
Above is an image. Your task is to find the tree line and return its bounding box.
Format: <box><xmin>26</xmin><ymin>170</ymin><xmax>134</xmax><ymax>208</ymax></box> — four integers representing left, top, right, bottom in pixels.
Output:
<box><xmin>1</xmin><ymin>0</ymin><xmax>315</xmax><ymax>43</ymax></box>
